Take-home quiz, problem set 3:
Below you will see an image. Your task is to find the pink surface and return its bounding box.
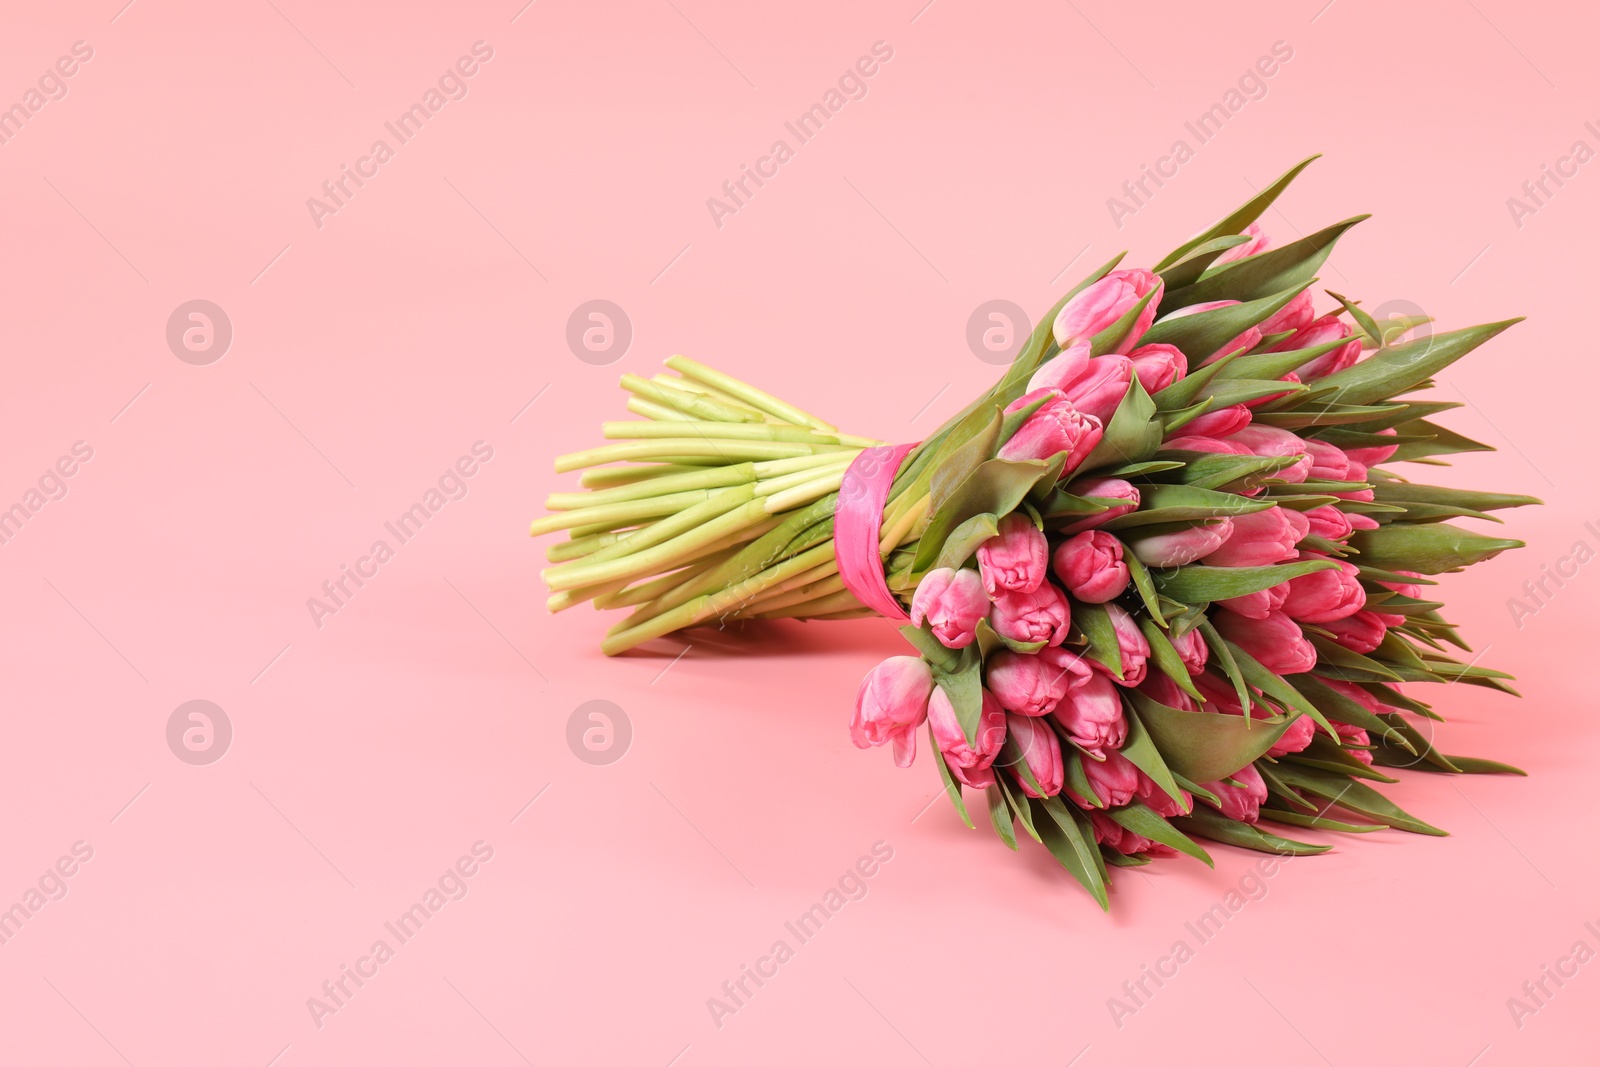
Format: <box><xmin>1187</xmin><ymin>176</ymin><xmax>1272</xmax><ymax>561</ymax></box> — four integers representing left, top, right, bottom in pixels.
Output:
<box><xmin>2</xmin><ymin>1</ymin><xmax>1595</xmax><ymax>1064</ymax></box>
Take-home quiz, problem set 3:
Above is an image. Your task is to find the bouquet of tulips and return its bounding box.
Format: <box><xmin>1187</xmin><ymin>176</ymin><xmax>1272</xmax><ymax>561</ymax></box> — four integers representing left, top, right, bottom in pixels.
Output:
<box><xmin>532</xmin><ymin>158</ymin><xmax>1537</xmax><ymax>907</ymax></box>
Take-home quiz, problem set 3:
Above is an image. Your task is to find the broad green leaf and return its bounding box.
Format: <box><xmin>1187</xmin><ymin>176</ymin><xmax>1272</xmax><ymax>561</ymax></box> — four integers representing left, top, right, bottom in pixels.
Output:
<box><xmin>1079</xmin><ymin>376</ymin><xmax>1161</xmax><ymax>472</ymax></box>
<box><xmin>1305</xmin><ymin>319</ymin><xmax>1522</xmax><ymax>406</ymax></box>
<box><xmin>1107</xmin><ymin>802</ymin><xmax>1213</xmax><ymax>866</ymax></box>
<box><xmin>912</xmin><ymin>457</ymin><xmax>1057</xmax><ymax>572</ymax></box>
<box><xmin>1346</xmin><ymin>523</ymin><xmax>1523</xmax><ymax>573</ymax></box>
<box><xmin>1157</xmin><ymin>234</ymin><xmax>1252</xmax><ymax>291</ymax></box>
<box><xmin>1173</xmin><ymin>806</ymin><xmax>1331</xmax><ymax>855</ymax></box>
<box><xmin>985</xmin><ymin>784</ymin><xmax>1019</xmax><ymax>850</ymax></box>
<box><xmin>1165</xmin><ymin>215</ymin><xmax>1368</xmax><ymax>310</ymax></box>
<box><xmin>934</xmin><ymin>513</ymin><xmax>1000</xmax><ymax>572</ymax></box>
<box><xmin>1258</xmin><ymin>807</ymin><xmax>1385</xmax><ymax>834</ymax></box>
<box><xmin>1152</xmin><ymin>558</ymin><xmax>1339</xmax><ymax>602</ymax></box>
<box><xmin>929</xmin><ymin>724</ymin><xmax>974</xmax><ymax>829</ymax></box>
<box><xmin>1103</xmin><ymin>484</ymin><xmax>1273</xmax><ymax>530</ymax></box>
<box><xmin>1225</xmin><ymin>641</ymin><xmax>1337</xmax><ymax>739</ymax></box>
<box><xmin>1123</xmin><ymin>552</ymin><xmax>1166</xmax><ymax>626</ymax></box>
<box><xmin>1158</xmin><ymin>451</ymin><xmax>1302</xmax><ymax>492</ymax></box>
<box><xmin>1140</xmin><ymin>284</ymin><xmax>1311</xmax><ymax>365</ymax></box>
<box><xmin>1269</xmin><ymin>762</ymin><xmax>1447</xmax><ymax>836</ymax></box>
<box><xmin>930</xmin><ymin>645</ymin><xmax>984</xmax><ymax>746</ymax></box>
<box><xmin>1033</xmin><ymin>796</ymin><xmax>1110</xmax><ymax>909</ymax></box>
<box><xmin>1089</xmin><ymin>287</ymin><xmax>1161</xmax><ymax>356</ymax></box>
<box><xmin>1126</xmin><ymin>688</ymin><xmax>1294</xmax><ymax>783</ymax></box>
<box><xmin>1072</xmin><ymin>601</ymin><xmax>1123</xmax><ymax>678</ymax></box>
<box><xmin>1119</xmin><ymin>703</ymin><xmax>1189</xmax><ymax>810</ymax></box>
<box><xmin>1154</xmin><ymin>156</ymin><xmax>1321</xmax><ymax>271</ymax></box>
<box><xmin>1140</xmin><ymin>616</ymin><xmax>1202</xmax><ymax>700</ymax></box>
<box><xmin>929</xmin><ymin>407</ymin><xmax>1003</xmax><ymax>514</ymax></box>
<box><xmin>897</xmin><ymin>624</ymin><xmax>959</xmax><ymax>671</ymax></box>
<box><xmin>1369</xmin><ymin>482</ymin><xmax>1542</xmax><ymax>514</ymax></box>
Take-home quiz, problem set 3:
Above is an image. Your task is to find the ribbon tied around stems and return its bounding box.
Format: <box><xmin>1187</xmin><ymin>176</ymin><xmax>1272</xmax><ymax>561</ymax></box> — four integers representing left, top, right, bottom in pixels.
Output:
<box><xmin>834</xmin><ymin>443</ymin><xmax>917</xmax><ymax>622</ymax></box>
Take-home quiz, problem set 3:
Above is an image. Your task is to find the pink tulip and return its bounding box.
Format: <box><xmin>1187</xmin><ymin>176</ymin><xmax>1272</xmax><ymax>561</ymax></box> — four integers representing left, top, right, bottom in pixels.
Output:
<box><xmin>1258</xmin><ymin>290</ymin><xmax>1315</xmax><ymax>338</ymax></box>
<box><xmin>1105</xmin><ymin>603</ymin><xmax>1150</xmax><ymax>686</ymax></box>
<box><xmin>1345</xmin><ymin>427</ymin><xmax>1399</xmax><ymax>467</ymax></box>
<box><xmin>997</xmin><ymin>390</ymin><xmax>1105</xmax><ymax>469</ymax></box>
<box><xmin>1303</xmin><ymin>438</ymin><xmax>1352</xmax><ymax>481</ymax></box>
<box><xmin>989</xmin><ymin>582</ymin><xmax>1071</xmax><ymax>647</ymax></box>
<box><xmin>1171</xmin><ymin>627</ymin><xmax>1208</xmax><ymax>674</ymax></box>
<box><xmin>1215</xmin><ymin>221</ymin><xmax>1269</xmax><ymax>264</ymax></box>
<box><xmin>987</xmin><ymin>646</ymin><xmax>1092</xmax><ymax>716</ymax></box>
<box><xmin>850</xmin><ymin>656</ymin><xmax>934</xmax><ymax>767</ymax></box>
<box><xmin>1222</xmin><ymin>425</ymin><xmax>1313</xmax><ymax>483</ymax></box>
<box><xmin>1160</xmin><ymin>434</ymin><xmax>1253</xmax><ymax>456</ymax></box>
<box><xmin>1378</xmin><ymin>570</ymin><xmax>1426</xmax><ymax>600</ymax></box>
<box><xmin>1320</xmin><ymin>677</ymin><xmax>1403</xmax><ymax>715</ymax></box>
<box><xmin>976</xmin><ymin>512</ymin><xmax>1049</xmax><ymax>597</ymax></box>
<box><xmin>1303</xmin><ymin>504</ymin><xmax>1355</xmax><ymax>543</ymax></box>
<box><xmin>1136</xmin><ymin>771</ymin><xmax>1192</xmax><ymax>818</ymax></box>
<box><xmin>1003</xmin><ymin>712</ymin><xmax>1064</xmax><ymax>798</ymax></box>
<box><xmin>1157</xmin><ymin>299</ymin><xmax>1261</xmax><ymax>363</ymax></box>
<box><xmin>1052</xmin><ymin>269</ymin><xmax>1163</xmax><ymax>353</ymax></box>
<box><xmin>1347</xmin><ymin>512</ymin><xmax>1380</xmax><ymax>532</ymax></box>
<box><xmin>1204</xmin><ymin>506</ymin><xmax>1309</xmax><ymax>567</ymax></box>
<box><xmin>1089</xmin><ymin>810</ymin><xmax>1176</xmax><ymax>856</ymax></box>
<box><xmin>1278</xmin><ymin>314</ymin><xmax>1362</xmax><ymax>380</ymax></box>
<box><xmin>1216</xmin><ymin>581</ymin><xmax>1290</xmax><ymax>620</ymax></box>
<box><xmin>1128</xmin><ymin>343</ymin><xmax>1187</xmax><ymax>394</ymax></box>
<box><xmin>1214</xmin><ymin>609</ymin><xmax>1317</xmax><ymax>674</ymax></box>
<box><xmin>1052</xmin><ymin>530</ymin><xmax>1130</xmax><ymax>604</ymax></box>
<box><xmin>1127</xmin><ymin>518</ymin><xmax>1235</xmax><ymax>567</ymax></box>
<box><xmin>1180</xmin><ymin>404</ymin><xmax>1252</xmax><ymax>439</ymax></box>
<box><xmin>1066</xmin><ymin>749</ymin><xmax>1140</xmax><ymax>809</ymax></box>
<box><xmin>910</xmin><ymin>567</ymin><xmax>988</xmax><ymax>649</ymax></box>
<box><xmin>1319</xmin><ymin>610</ymin><xmax>1388</xmax><ymax>654</ymax></box>
<box><xmin>1025</xmin><ymin>339</ymin><xmax>1092</xmax><ymax>394</ymax></box>
<box><xmin>1053</xmin><ymin>670</ymin><xmax>1128</xmax><ymax>755</ymax></box>
<box><xmin>927</xmin><ymin>686</ymin><xmax>1006</xmax><ymax>789</ymax></box>
<box><xmin>1200</xmin><ymin>763</ymin><xmax>1267</xmax><ymax>823</ymax></box>
<box><xmin>1280</xmin><ymin>556</ymin><xmax>1366</xmax><ymax>623</ymax></box>
<box><xmin>1061</xmin><ymin>355</ymin><xmax>1136</xmax><ymax>424</ymax></box>
<box><xmin>1243</xmin><ymin>371</ymin><xmax>1302</xmax><ymax>410</ymax></box>
<box><xmin>1060</xmin><ymin>477</ymin><xmax>1141</xmax><ymax>535</ymax></box>
<box><xmin>1268</xmin><ymin>714</ymin><xmax>1316</xmax><ymax>758</ymax></box>
<box><xmin>1328</xmin><ymin>459</ymin><xmax>1375</xmax><ymax>501</ymax></box>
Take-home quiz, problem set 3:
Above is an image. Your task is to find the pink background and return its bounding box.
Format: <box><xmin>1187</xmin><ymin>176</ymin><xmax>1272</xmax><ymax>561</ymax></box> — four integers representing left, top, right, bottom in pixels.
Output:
<box><xmin>2</xmin><ymin>0</ymin><xmax>1595</xmax><ymax>1063</ymax></box>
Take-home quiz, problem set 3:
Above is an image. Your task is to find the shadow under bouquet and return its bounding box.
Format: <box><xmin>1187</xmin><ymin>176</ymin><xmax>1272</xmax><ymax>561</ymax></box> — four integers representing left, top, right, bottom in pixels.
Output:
<box><xmin>532</xmin><ymin>158</ymin><xmax>1537</xmax><ymax>907</ymax></box>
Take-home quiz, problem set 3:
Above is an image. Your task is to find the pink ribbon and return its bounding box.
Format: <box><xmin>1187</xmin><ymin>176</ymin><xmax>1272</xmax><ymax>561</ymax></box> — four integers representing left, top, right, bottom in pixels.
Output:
<box><xmin>835</xmin><ymin>443</ymin><xmax>916</xmax><ymax>622</ymax></box>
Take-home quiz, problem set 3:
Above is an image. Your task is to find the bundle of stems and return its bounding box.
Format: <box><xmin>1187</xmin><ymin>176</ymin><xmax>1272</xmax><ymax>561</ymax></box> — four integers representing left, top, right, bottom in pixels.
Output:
<box><xmin>532</xmin><ymin>355</ymin><xmax>941</xmax><ymax>655</ymax></box>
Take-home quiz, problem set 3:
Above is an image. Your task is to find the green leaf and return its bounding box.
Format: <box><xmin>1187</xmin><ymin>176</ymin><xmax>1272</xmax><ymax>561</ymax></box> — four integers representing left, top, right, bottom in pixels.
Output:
<box><xmin>934</xmin><ymin>513</ymin><xmax>1000</xmax><ymax>572</ymax></box>
<box><xmin>985</xmin><ymin>784</ymin><xmax>1019</xmax><ymax>850</ymax></box>
<box><xmin>994</xmin><ymin>770</ymin><xmax>1043</xmax><ymax>841</ymax></box>
<box><xmin>1369</xmin><ymin>481</ymin><xmax>1542</xmax><ymax>514</ymax></box>
<box><xmin>929</xmin><ymin>407</ymin><xmax>1003</xmax><ymax>515</ymax></box>
<box><xmin>897</xmin><ymin>624</ymin><xmax>959</xmax><ymax>671</ymax></box>
<box><xmin>1107</xmin><ymin>802</ymin><xmax>1213</xmax><ymax>866</ymax></box>
<box><xmin>1125</xmin><ymin>688</ymin><xmax>1295</xmax><ymax>783</ymax></box>
<box><xmin>1258</xmin><ymin>807</ymin><xmax>1386</xmax><ymax>834</ymax></box>
<box><xmin>1119</xmin><ymin>703</ymin><xmax>1190</xmax><ymax>811</ymax></box>
<box><xmin>1304</xmin><ymin>319</ymin><xmax>1522</xmax><ymax>407</ymax></box>
<box><xmin>1079</xmin><ymin>376</ymin><xmax>1162</xmax><ymax>472</ymax></box>
<box><xmin>1194</xmin><ymin>378</ymin><xmax>1307</xmax><ymax>408</ymax></box>
<box><xmin>1346</xmin><ymin>523</ymin><xmax>1523</xmax><ymax>574</ymax></box>
<box><xmin>1214</xmin><ymin>336</ymin><xmax>1353</xmax><ymax>383</ymax></box>
<box><xmin>1323</xmin><ymin>290</ymin><xmax>1381</xmax><ymax>345</ymax></box>
<box><xmin>1289</xmin><ymin>675</ymin><xmax>1415</xmax><ymax>751</ymax></box>
<box><xmin>1089</xmin><ymin>287</ymin><xmax>1160</xmax><ymax>356</ymax></box>
<box><xmin>1164</xmin><ymin>215</ymin><xmax>1368</xmax><ymax>311</ymax></box>
<box><xmin>1152</xmin><ymin>558</ymin><xmax>1339</xmax><ymax>602</ymax></box>
<box><xmin>1103</xmin><ymin>484</ymin><xmax>1273</xmax><ymax>531</ymax></box>
<box><xmin>1033</xmin><ymin>796</ymin><xmax>1110</xmax><ymax>909</ymax></box>
<box><xmin>1153</xmin><ymin>156</ymin><xmax>1321</xmax><ymax>271</ymax></box>
<box><xmin>1384</xmin><ymin>419</ymin><xmax>1495</xmax><ymax>463</ymax></box>
<box><xmin>1157</xmin><ymin>234</ymin><xmax>1252</xmax><ymax>291</ymax></box>
<box><xmin>1306</xmin><ymin>635</ymin><xmax>1405</xmax><ymax>683</ymax></box>
<box><xmin>1123</xmin><ymin>552</ymin><xmax>1166</xmax><ymax>626</ymax></box>
<box><xmin>1071</xmin><ymin>600</ymin><xmax>1123</xmax><ymax>678</ymax></box>
<box><xmin>930</xmin><ymin>644</ymin><xmax>984</xmax><ymax>746</ymax></box>
<box><xmin>1140</xmin><ymin>615</ymin><xmax>1203</xmax><ymax>700</ymax></box>
<box><xmin>1435</xmin><ymin>754</ymin><xmax>1527</xmax><ymax>776</ymax></box>
<box><xmin>1139</xmin><ymin>284</ymin><xmax>1311</xmax><ymax>365</ymax></box>
<box><xmin>1158</xmin><ymin>451</ymin><xmax>1302</xmax><ymax>492</ymax></box>
<box><xmin>1152</xmin><ymin>351</ymin><xmax>1237</xmax><ymax>409</ymax></box>
<box><xmin>1197</xmin><ymin>619</ymin><xmax>1252</xmax><ymax>714</ymax></box>
<box><xmin>1173</xmin><ymin>806</ymin><xmax>1331</xmax><ymax>855</ymax></box>
<box><xmin>929</xmin><ymin>724</ymin><xmax>975</xmax><ymax>829</ymax></box>
<box><xmin>1224</xmin><ymin>641</ymin><xmax>1337</xmax><ymax>739</ymax></box>
<box><xmin>912</xmin><ymin>456</ymin><xmax>1058</xmax><ymax>572</ymax></box>
<box><xmin>1269</xmin><ymin>763</ymin><xmax>1447</xmax><ymax>836</ymax></box>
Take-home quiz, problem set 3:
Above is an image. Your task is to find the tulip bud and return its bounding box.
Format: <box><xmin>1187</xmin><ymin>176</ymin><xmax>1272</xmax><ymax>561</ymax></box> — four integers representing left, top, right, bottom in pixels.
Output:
<box><xmin>1216</xmin><ymin>581</ymin><xmax>1290</xmax><ymax>620</ymax></box>
<box><xmin>1060</xmin><ymin>477</ymin><xmax>1140</xmax><ymax>534</ymax></box>
<box><xmin>1066</xmin><ymin>749</ymin><xmax>1140</xmax><ymax>808</ymax></box>
<box><xmin>1003</xmin><ymin>712</ymin><xmax>1065</xmax><ymax>798</ymax></box>
<box><xmin>1052</xmin><ymin>530</ymin><xmax>1131</xmax><ymax>604</ymax></box>
<box><xmin>1105</xmin><ymin>603</ymin><xmax>1150</xmax><ymax>686</ymax></box>
<box><xmin>1179</xmin><ymin>404</ymin><xmax>1252</xmax><ymax>439</ymax></box>
<box><xmin>1127</xmin><ymin>518</ymin><xmax>1235</xmax><ymax>567</ymax></box>
<box><xmin>1136</xmin><ymin>770</ymin><xmax>1192</xmax><ymax>818</ymax></box>
<box><xmin>1128</xmin><ymin>343</ymin><xmax>1187</xmax><ymax>394</ymax></box>
<box><xmin>1303</xmin><ymin>504</ymin><xmax>1355</xmax><ymax>543</ymax></box>
<box><xmin>1156</xmin><ymin>299</ymin><xmax>1261</xmax><ymax>363</ymax></box>
<box><xmin>1058</xmin><ymin>355</ymin><xmax>1135</xmax><ymax>424</ymax></box>
<box><xmin>1280</xmin><ymin>555</ymin><xmax>1366</xmax><ymax>623</ymax></box>
<box><xmin>1170</xmin><ymin>627</ymin><xmax>1208</xmax><ymax>674</ymax></box>
<box><xmin>927</xmin><ymin>686</ymin><xmax>1006</xmax><ymax>789</ymax></box>
<box><xmin>1320</xmin><ymin>610</ymin><xmax>1388</xmax><ymax>653</ymax></box>
<box><xmin>1280</xmin><ymin>314</ymin><xmax>1362</xmax><ymax>380</ymax></box>
<box><xmin>1052</xmin><ymin>269</ymin><xmax>1162</xmax><ymax>353</ymax></box>
<box><xmin>1214</xmin><ymin>222</ymin><xmax>1269</xmax><ymax>264</ymax></box>
<box><xmin>1345</xmin><ymin>427</ymin><xmax>1399</xmax><ymax>467</ymax></box>
<box><xmin>1302</xmin><ymin>438</ymin><xmax>1352</xmax><ymax>481</ymax></box>
<box><xmin>1200</xmin><ymin>762</ymin><xmax>1267</xmax><ymax>823</ymax></box>
<box><xmin>1258</xmin><ymin>290</ymin><xmax>1315</xmax><ymax>337</ymax></box>
<box><xmin>1267</xmin><ymin>714</ymin><xmax>1316</xmax><ymax>758</ymax></box>
<box><xmin>1160</xmin><ymin>434</ymin><xmax>1253</xmax><ymax>456</ymax></box>
<box><xmin>1139</xmin><ymin>672</ymin><xmax>1199</xmax><ymax>712</ymax></box>
<box><xmin>1213</xmin><ymin>609</ymin><xmax>1317</xmax><ymax>674</ymax></box>
<box><xmin>987</xmin><ymin>646</ymin><xmax>1092</xmax><ymax>716</ymax></box>
<box><xmin>976</xmin><ymin>512</ymin><xmax>1049</xmax><ymax>597</ymax></box>
<box><xmin>997</xmin><ymin>391</ymin><xmax>1105</xmax><ymax>469</ymax></box>
<box><xmin>1025</xmin><ymin>340</ymin><xmax>1092</xmax><ymax>394</ymax></box>
<box><xmin>1052</xmin><ymin>670</ymin><xmax>1128</xmax><ymax>755</ymax></box>
<box><xmin>989</xmin><ymin>582</ymin><xmax>1071</xmax><ymax>647</ymax></box>
<box><xmin>1204</xmin><ymin>506</ymin><xmax>1309</xmax><ymax>567</ymax></box>
<box><xmin>1222</xmin><ymin>425</ymin><xmax>1313</xmax><ymax>483</ymax></box>
<box><xmin>1089</xmin><ymin>810</ymin><xmax>1176</xmax><ymax>856</ymax></box>
<box><xmin>850</xmin><ymin>656</ymin><xmax>934</xmax><ymax>767</ymax></box>
<box><xmin>910</xmin><ymin>567</ymin><xmax>988</xmax><ymax>649</ymax></box>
